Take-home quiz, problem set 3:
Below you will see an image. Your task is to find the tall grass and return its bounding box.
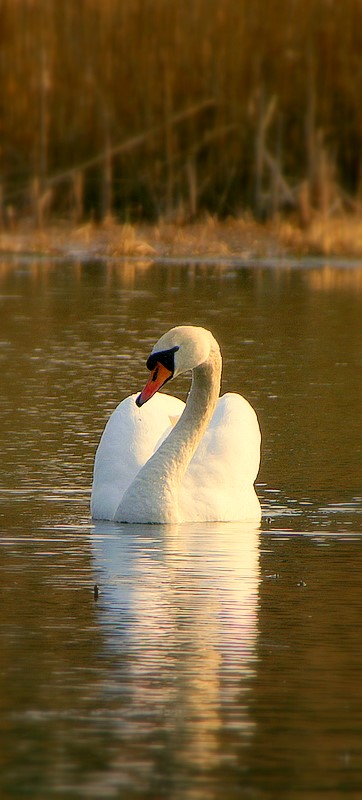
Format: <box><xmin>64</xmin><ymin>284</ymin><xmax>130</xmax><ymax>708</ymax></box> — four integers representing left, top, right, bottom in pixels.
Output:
<box><xmin>1</xmin><ymin>0</ymin><xmax>361</xmax><ymax>224</ymax></box>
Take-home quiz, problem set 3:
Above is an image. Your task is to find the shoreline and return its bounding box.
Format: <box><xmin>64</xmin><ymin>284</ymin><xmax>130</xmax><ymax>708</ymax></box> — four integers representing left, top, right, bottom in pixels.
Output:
<box><xmin>1</xmin><ymin>215</ymin><xmax>362</xmax><ymax>263</ymax></box>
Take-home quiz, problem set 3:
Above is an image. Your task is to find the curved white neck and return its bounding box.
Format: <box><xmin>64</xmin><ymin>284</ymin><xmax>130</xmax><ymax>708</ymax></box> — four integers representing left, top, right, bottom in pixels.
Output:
<box><xmin>155</xmin><ymin>347</ymin><xmax>222</xmax><ymax>481</ymax></box>
<box><xmin>116</xmin><ymin>343</ymin><xmax>222</xmax><ymax>523</ymax></box>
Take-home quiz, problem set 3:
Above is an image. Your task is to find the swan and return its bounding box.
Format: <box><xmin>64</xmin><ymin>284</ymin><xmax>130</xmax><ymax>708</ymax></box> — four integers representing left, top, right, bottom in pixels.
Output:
<box><xmin>90</xmin><ymin>325</ymin><xmax>261</xmax><ymax>523</ymax></box>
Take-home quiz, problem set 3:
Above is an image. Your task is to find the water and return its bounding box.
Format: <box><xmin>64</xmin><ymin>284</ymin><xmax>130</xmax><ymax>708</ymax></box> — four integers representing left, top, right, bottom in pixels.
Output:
<box><xmin>0</xmin><ymin>256</ymin><xmax>361</xmax><ymax>799</ymax></box>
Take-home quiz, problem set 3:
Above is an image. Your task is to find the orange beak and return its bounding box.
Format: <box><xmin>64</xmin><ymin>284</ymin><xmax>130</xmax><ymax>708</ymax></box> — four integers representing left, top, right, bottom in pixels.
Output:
<box><xmin>136</xmin><ymin>362</ymin><xmax>173</xmax><ymax>407</ymax></box>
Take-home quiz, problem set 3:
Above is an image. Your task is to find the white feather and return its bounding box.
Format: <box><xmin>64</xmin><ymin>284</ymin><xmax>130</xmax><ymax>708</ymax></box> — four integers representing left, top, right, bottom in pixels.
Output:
<box><xmin>90</xmin><ymin>393</ymin><xmax>184</xmax><ymax>520</ymax></box>
<box><xmin>179</xmin><ymin>393</ymin><xmax>261</xmax><ymax>522</ymax></box>
<box><xmin>91</xmin><ymin>326</ymin><xmax>261</xmax><ymax>524</ymax></box>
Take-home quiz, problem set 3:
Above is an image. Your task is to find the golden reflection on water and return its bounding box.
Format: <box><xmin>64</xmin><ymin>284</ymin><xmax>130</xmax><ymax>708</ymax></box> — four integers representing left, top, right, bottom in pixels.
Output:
<box><xmin>3</xmin><ymin>253</ymin><xmax>362</xmax><ymax>287</ymax></box>
<box><xmin>0</xmin><ymin>256</ymin><xmax>361</xmax><ymax>798</ymax></box>
<box><xmin>305</xmin><ymin>264</ymin><xmax>362</xmax><ymax>292</ymax></box>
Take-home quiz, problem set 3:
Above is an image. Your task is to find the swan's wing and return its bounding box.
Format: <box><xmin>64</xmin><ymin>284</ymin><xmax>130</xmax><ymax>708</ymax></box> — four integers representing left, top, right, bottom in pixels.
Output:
<box><xmin>179</xmin><ymin>392</ymin><xmax>261</xmax><ymax>522</ymax></box>
<box><xmin>91</xmin><ymin>392</ymin><xmax>185</xmax><ymax>520</ymax></box>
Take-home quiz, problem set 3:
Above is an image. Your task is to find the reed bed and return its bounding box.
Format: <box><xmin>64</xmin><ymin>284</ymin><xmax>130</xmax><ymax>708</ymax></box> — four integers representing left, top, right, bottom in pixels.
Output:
<box><xmin>1</xmin><ymin>1</ymin><xmax>361</xmax><ymax>229</ymax></box>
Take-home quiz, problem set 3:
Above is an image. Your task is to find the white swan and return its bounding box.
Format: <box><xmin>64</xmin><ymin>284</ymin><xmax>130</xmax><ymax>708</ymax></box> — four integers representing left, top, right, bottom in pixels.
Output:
<box><xmin>90</xmin><ymin>325</ymin><xmax>261</xmax><ymax>523</ymax></box>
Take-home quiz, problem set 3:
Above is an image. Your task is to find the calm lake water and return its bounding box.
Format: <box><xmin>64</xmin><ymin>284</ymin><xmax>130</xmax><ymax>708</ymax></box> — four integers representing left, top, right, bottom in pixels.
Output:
<box><xmin>0</xmin><ymin>256</ymin><xmax>361</xmax><ymax>799</ymax></box>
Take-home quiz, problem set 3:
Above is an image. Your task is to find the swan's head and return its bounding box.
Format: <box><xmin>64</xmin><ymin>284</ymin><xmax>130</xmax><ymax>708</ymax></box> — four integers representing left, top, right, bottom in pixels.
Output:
<box><xmin>136</xmin><ymin>325</ymin><xmax>217</xmax><ymax>407</ymax></box>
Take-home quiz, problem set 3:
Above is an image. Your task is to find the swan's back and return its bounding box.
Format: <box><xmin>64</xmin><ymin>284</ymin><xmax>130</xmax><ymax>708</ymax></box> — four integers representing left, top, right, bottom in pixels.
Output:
<box><xmin>91</xmin><ymin>393</ymin><xmax>185</xmax><ymax>520</ymax></box>
<box><xmin>179</xmin><ymin>392</ymin><xmax>261</xmax><ymax>522</ymax></box>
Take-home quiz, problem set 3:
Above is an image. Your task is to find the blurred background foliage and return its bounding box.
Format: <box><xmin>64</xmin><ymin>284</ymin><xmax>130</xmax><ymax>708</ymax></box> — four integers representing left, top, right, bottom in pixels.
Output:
<box><xmin>1</xmin><ymin>0</ymin><xmax>362</xmax><ymax>224</ymax></box>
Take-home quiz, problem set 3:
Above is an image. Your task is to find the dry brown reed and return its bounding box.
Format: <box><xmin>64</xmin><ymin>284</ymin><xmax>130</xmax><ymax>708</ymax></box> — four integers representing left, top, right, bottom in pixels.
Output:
<box><xmin>1</xmin><ymin>1</ymin><xmax>362</xmax><ymax>229</ymax></box>
<box><xmin>2</xmin><ymin>214</ymin><xmax>362</xmax><ymax>260</ymax></box>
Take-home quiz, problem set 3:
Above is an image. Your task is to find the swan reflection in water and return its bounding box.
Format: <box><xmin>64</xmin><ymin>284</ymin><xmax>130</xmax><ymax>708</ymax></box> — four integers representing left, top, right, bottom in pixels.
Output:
<box><xmin>91</xmin><ymin>520</ymin><xmax>260</xmax><ymax>788</ymax></box>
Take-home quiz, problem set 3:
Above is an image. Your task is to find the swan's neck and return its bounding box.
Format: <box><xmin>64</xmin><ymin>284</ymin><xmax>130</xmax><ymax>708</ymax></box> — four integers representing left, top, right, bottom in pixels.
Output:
<box><xmin>116</xmin><ymin>344</ymin><xmax>222</xmax><ymax>523</ymax></box>
<box><xmin>157</xmin><ymin>349</ymin><xmax>221</xmax><ymax>480</ymax></box>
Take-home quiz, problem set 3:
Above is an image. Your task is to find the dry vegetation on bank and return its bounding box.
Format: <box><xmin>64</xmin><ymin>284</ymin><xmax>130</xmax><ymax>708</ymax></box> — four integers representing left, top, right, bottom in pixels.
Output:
<box><xmin>2</xmin><ymin>214</ymin><xmax>362</xmax><ymax>262</ymax></box>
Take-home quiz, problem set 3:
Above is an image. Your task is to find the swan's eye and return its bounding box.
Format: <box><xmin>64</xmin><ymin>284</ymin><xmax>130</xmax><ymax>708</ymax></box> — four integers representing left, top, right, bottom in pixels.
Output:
<box><xmin>147</xmin><ymin>345</ymin><xmax>179</xmax><ymax>372</ymax></box>
<box><xmin>151</xmin><ymin>366</ymin><xmax>159</xmax><ymax>382</ymax></box>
